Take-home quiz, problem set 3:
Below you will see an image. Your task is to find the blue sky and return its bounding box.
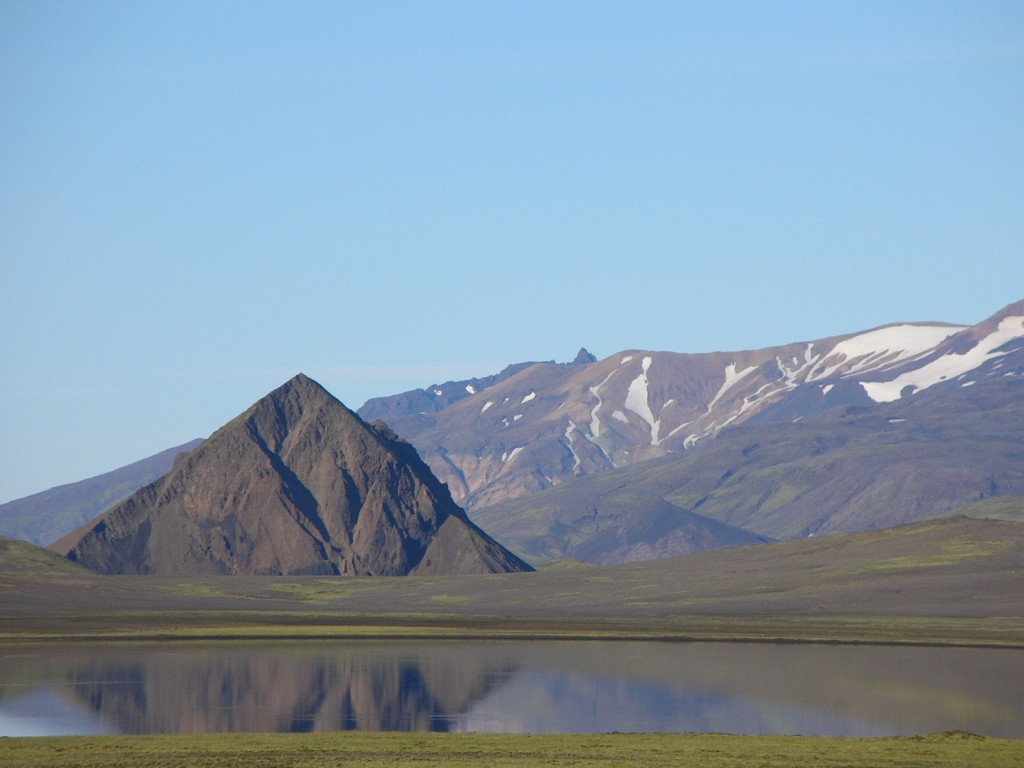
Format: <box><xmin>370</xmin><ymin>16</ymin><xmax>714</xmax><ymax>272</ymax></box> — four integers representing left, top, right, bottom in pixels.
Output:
<box><xmin>2</xmin><ymin>1</ymin><xmax>1022</xmax><ymax>503</ymax></box>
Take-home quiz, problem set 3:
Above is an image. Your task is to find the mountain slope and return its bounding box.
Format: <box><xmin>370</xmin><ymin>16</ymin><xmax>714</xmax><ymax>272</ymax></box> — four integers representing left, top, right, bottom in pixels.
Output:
<box><xmin>0</xmin><ymin>439</ymin><xmax>203</xmax><ymax>546</ymax></box>
<box><xmin>374</xmin><ymin>300</ymin><xmax>1023</xmax><ymax>518</ymax></box>
<box><xmin>943</xmin><ymin>495</ymin><xmax>1024</xmax><ymax>524</ymax></box>
<box><xmin>558</xmin><ymin>497</ymin><xmax>772</xmax><ymax>565</ymax></box>
<box><xmin>472</xmin><ymin>373</ymin><xmax>1024</xmax><ymax>563</ymax></box>
<box><xmin>51</xmin><ymin>374</ymin><xmax>531</xmax><ymax>577</ymax></box>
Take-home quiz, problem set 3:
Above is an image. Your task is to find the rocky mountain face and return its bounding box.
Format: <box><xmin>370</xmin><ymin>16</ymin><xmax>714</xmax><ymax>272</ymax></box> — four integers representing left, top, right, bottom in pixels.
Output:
<box><xmin>474</xmin><ymin>372</ymin><xmax>1024</xmax><ymax>564</ymax></box>
<box><xmin>0</xmin><ymin>439</ymin><xmax>203</xmax><ymax>546</ymax></box>
<box><xmin>367</xmin><ymin>301</ymin><xmax>1024</xmax><ymax>519</ymax></box>
<box><xmin>51</xmin><ymin>375</ymin><xmax>531</xmax><ymax>576</ymax></box>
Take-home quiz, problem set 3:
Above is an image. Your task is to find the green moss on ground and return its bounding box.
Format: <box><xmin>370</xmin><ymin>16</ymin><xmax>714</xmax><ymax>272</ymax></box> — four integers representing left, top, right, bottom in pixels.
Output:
<box><xmin>1</xmin><ymin>731</ymin><xmax>1022</xmax><ymax>768</ymax></box>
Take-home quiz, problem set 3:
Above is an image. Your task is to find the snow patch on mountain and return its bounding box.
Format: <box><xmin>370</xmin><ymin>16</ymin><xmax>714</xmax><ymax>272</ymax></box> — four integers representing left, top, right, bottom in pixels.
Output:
<box><xmin>481</xmin><ymin>401</ymin><xmax>494</xmax><ymax>413</ymax></box>
<box><xmin>664</xmin><ymin>418</ymin><xmax>695</xmax><ymax>444</ymax></box>
<box><xmin>778</xmin><ymin>344</ymin><xmax>821</xmax><ymax>388</ymax></box>
<box><xmin>466</xmin><ymin>384</ymin><xmax>476</xmax><ymax>394</ymax></box>
<box><xmin>563</xmin><ymin>420</ymin><xmax>582</xmax><ymax>471</ymax></box>
<box><xmin>706</xmin><ymin>362</ymin><xmax>757</xmax><ymax>412</ymax></box>
<box><xmin>861</xmin><ymin>316</ymin><xmax>1024</xmax><ymax>402</ymax></box>
<box><xmin>612</xmin><ymin>410</ymin><xmax>629</xmax><ymax>423</ymax></box>
<box><xmin>670</xmin><ymin>324</ymin><xmax>969</xmax><ymax>448</ymax></box>
<box><xmin>678</xmin><ymin>374</ymin><xmax>791</xmax><ymax>449</ymax></box>
<box><xmin>587</xmin><ymin>369</ymin><xmax>617</xmax><ymax>440</ymax></box>
<box><xmin>664</xmin><ymin>362</ymin><xmax>757</xmax><ymax>447</ymax></box>
<box><xmin>809</xmin><ymin>324</ymin><xmax>963</xmax><ymax>382</ymax></box>
<box><xmin>625</xmin><ymin>356</ymin><xmax>660</xmax><ymax>445</ymax></box>
<box><xmin>522</xmin><ymin>391</ymin><xmax>536</xmax><ymax>404</ymax></box>
<box><xmin>621</xmin><ymin>355</ymin><xmax>633</xmax><ymax>364</ymax></box>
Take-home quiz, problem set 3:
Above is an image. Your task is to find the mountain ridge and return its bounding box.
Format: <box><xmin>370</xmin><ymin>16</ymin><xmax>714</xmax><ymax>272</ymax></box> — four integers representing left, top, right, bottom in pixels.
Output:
<box><xmin>370</xmin><ymin>300</ymin><xmax>1023</xmax><ymax>518</ymax></box>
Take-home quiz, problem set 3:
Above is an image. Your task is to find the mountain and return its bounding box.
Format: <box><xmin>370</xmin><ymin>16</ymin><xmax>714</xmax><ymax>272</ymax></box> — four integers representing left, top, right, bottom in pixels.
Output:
<box><xmin>0</xmin><ymin>439</ymin><xmax>203</xmax><ymax>546</ymax></box>
<box><xmin>370</xmin><ymin>300</ymin><xmax>1024</xmax><ymax>519</ymax></box>
<box><xmin>473</xmin><ymin>372</ymin><xmax>1024</xmax><ymax>563</ymax></box>
<box><xmin>358</xmin><ymin>360</ymin><xmax>556</xmax><ymax>422</ymax></box>
<box><xmin>51</xmin><ymin>374</ymin><xmax>531</xmax><ymax>576</ymax></box>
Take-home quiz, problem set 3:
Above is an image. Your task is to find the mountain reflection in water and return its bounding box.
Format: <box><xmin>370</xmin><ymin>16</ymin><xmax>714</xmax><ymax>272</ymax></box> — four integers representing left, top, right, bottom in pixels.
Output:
<box><xmin>1</xmin><ymin>642</ymin><xmax>516</xmax><ymax>734</ymax></box>
<box><xmin>0</xmin><ymin>641</ymin><xmax>1021</xmax><ymax>738</ymax></box>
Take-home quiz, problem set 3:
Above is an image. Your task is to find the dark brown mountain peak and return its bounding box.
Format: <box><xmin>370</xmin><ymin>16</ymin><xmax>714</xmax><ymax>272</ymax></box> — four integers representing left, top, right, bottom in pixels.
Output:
<box><xmin>53</xmin><ymin>375</ymin><xmax>531</xmax><ymax>577</ymax></box>
<box><xmin>573</xmin><ymin>347</ymin><xmax>597</xmax><ymax>365</ymax></box>
<box><xmin>231</xmin><ymin>372</ymin><xmax>355</xmax><ymax>445</ymax></box>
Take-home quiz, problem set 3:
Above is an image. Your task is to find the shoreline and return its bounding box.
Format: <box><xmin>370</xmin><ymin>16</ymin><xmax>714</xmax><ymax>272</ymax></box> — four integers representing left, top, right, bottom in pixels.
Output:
<box><xmin>3</xmin><ymin>614</ymin><xmax>1023</xmax><ymax>649</ymax></box>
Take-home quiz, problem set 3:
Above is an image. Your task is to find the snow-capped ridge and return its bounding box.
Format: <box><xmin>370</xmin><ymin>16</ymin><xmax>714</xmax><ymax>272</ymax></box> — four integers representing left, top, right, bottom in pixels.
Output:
<box><xmin>808</xmin><ymin>324</ymin><xmax>964</xmax><ymax>382</ymax></box>
<box><xmin>862</xmin><ymin>316</ymin><xmax>1024</xmax><ymax>402</ymax></box>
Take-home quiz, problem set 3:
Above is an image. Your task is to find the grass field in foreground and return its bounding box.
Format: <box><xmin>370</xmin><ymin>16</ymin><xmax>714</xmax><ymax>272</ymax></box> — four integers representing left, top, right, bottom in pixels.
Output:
<box><xmin>2</xmin><ymin>731</ymin><xmax>1022</xmax><ymax>768</ymax></box>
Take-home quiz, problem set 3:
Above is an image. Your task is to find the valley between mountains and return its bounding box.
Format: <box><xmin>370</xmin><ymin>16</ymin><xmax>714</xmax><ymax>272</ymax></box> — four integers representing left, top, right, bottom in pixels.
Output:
<box><xmin>0</xmin><ymin>300</ymin><xmax>1022</xmax><ymax>644</ymax></box>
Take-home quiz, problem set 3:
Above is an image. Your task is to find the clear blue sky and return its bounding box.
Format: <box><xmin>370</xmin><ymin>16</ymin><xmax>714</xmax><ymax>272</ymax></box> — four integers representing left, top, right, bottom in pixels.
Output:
<box><xmin>2</xmin><ymin>1</ymin><xmax>1022</xmax><ymax>503</ymax></box>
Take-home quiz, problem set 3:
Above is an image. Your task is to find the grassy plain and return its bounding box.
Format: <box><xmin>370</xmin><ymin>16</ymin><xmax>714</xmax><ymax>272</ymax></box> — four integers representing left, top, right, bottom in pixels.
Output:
<box><xmin>1</xmin><ymin>517</ymin><xmax>1022</xmax><ymax>646</ymax></box>
<box><xmin>3</xmin><ymin>731</ymin><xmax>1024</xmax><ymax>768</ymax></box>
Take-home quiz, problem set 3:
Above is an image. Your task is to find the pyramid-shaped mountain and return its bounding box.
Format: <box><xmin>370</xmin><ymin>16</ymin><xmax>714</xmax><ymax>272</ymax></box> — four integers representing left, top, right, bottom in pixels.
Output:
<box><xmin>52</xmin><ymin>375</ymin><xmax>532</xmax><ymax>576</ymax></box>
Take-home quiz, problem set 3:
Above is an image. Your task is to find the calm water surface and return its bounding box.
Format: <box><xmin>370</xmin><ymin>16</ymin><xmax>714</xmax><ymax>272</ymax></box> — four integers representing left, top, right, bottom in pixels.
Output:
<box><xmin>1</xmin><ymin>641</ymin><xmax>1021</xmax><ymax>738</ymax></box>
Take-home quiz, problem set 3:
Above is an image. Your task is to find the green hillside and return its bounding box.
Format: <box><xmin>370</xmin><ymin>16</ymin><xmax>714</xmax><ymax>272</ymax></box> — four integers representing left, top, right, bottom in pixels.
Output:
<box><xmin>0</xmin><ymin>536</ymin><xmax>92</xmax><ymax>577</ymax></box>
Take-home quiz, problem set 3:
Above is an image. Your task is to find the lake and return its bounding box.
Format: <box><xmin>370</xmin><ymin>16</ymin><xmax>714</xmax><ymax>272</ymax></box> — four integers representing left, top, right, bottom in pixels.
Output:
<box><xmin>1</xmin><ymin>640</ymin><xmax>1021</xmax><ymax>738</ymax></box>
